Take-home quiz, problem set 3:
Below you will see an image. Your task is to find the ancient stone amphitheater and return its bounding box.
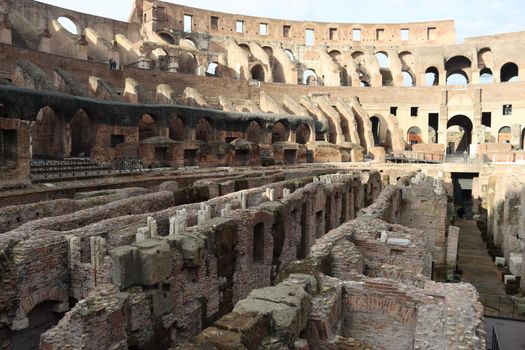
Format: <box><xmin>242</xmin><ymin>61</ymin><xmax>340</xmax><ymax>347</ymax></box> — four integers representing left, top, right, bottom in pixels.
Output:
<box><xmin>1</xmin><ymin>0</ymin><xmax>525</xmax><ymax>349</ymax></box>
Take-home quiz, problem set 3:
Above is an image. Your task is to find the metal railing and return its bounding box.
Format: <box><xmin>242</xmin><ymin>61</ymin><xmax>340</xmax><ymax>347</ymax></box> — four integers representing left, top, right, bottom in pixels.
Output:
<box><xmin>492</xmin><ymin>327</ymin><xmax>501</xmax><ymax>350</ymax></box>
<box><xmin>30</xmin><ymin>157</ymin><xmax>142</xmax><ymax>180</ymax></box>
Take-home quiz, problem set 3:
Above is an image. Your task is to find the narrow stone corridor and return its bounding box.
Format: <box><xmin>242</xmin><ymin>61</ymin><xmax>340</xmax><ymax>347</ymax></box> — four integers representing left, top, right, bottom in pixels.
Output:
<box><xmin>456</xmin><ymin>218</ymin><xmax>506</xmax><ymax>296</ymax></box>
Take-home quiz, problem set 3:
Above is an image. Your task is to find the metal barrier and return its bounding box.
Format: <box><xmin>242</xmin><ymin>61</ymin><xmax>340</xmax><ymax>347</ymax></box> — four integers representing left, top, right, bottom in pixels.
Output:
<box><xmin>480</xmin><ymin>293</ymin><xmax>525</xmax><ymax>321</ymax></box>
<box><xmin>492</xmin><ymin>327</ymin><xmax>501</xmax><ymax>350</ymax></box>
<box><xmin>30</xmin><ymin>158</ymin><xmax>143</xmax><ymax>179</ymax></box>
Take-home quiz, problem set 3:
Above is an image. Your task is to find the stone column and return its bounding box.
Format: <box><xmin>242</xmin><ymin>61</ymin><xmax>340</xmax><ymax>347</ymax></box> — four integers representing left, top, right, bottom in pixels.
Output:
<box><xmin>0</xmin><ymin>14</ymin><xmax>12</xmax><ymax>45</ymax></box>
<box><xmin>511</xmin><ymin>124</ymin><xmax>521</xmax><ymax>149</ymax></box>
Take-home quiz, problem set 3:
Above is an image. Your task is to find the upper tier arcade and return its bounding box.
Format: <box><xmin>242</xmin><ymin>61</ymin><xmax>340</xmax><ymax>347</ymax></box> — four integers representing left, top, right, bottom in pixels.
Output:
<box><xmin>133</xmin><ymin>1</ymin><xmax>456</xmax><ymax>47</ymax></box>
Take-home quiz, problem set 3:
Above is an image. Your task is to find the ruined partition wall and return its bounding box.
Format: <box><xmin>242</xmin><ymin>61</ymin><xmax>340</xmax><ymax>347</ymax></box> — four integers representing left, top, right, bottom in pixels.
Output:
<box><xmin>190</xmin><ymin>173</ymin><xmax>484</xmax><ymax>350</ymax></box>
<box><xmin>0</xmin><ymin>170</ymin><xmax>381</xmax><ymax>349</ymax></box>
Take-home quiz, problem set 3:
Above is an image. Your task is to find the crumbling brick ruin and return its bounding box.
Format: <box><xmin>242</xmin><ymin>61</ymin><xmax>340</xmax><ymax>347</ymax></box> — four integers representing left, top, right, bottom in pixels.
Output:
<box><xmin>1</xmin><ymin>0</ymin><xmax>525</xmax><ymax>349</ymax></box>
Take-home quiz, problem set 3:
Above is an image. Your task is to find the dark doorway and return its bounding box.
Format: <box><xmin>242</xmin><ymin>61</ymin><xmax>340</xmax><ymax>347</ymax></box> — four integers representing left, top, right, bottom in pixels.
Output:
<box><xmin>183</xmin><ymin>149</ymin><xmax>197</xmax><ymax>166</ymax></box>
<box><xmin>9</xmin><ymin>301</ymin><xmax>65</xmax><ymax>350</ymax></box>
<box><xmin>284</xmin><ymin>149</ymin><xmax>296</xmax><ymax>165</ymax></box>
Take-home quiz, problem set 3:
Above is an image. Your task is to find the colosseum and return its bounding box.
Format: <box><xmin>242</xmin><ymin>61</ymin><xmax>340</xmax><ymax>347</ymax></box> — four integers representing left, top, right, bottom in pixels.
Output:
<box><xmin>0</xmin><ymin>0</ymin><xmax>524</xmax><ymax>349</ymax></box>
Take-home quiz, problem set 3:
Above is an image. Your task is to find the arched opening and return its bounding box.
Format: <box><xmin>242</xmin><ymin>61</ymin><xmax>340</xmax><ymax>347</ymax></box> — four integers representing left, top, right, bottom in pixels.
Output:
<box><xmin>498</xmin><ymin>126</ymin><xmax>512</xmax><ymax>143</ymax></box>
<box><xmin>246</xmin><ymin>121</ymin><xmax>261</xmax><ymax>144</ymax></box>
<box><xmin>206</xmin><ymin>62</ymin><xmax>218</xmax><ymax>76</ymax></box>
<box><xmin>501</xmin><ymin>62</ymin><xmax>519</xmax><ymax>82</ymax></box>
<box><xmin>329</xmin><ymin>50</ymin><xmax>349</xmax><ymax>86</ymax></box>
<box><xmin>447</xmin><ymin>115</ymin><xmax>473</xmax><ymax>153</ymax></box>
<box><xmin>57</xmin><ymin>16</ymin><xmax>79</xmax><ymax>35</ymax></box>
<box><xmin>428</xmin><ymin>126</ymin><xmax>437</xmax><ymax>143</ymax></box>
<box><xmin>158</xmin><ymin>32</ymin><xmax>176</xmax><ymax>45</ymax></box>
<box><xmin>375</xmin><ymin>52</ymin><xmax>389</xmax><ymax>68</ymax></box>
<box><xmin>328</xmin><ymin>50</ymin><xmax>341</xmax><ymax>59</ymax></box>
<box><xmin>169</xmin><ymin>116</ymin><xmax>186</xmax><ymax>141</ymax></box>
<box><xmin>262</xmin><ymin>46</ymin><xmax>273</xmax><ymax>56</ymax></box>
<box><xmin>370</xmin><ymin>116</ymin><xmax>381</xmax><ymax>145</ymax></box>
<box><xmin>195</xmin><ymin>118</ymin><xmax>213</xmax><ymax>142</ymax></box>
<box><xmin>138</xmin><ymin>114</ymin><xmax>157</xmax><ymax>141</ymax></box>
<box><xmin>407</xmin><ymin>126</ymin><xmax>423</xmax><ymax>145</ymax></box>
<box><xmin>447</xmin><ymin>71</ymin><xmax>469</xmax><ymax>85</ymax></box>
<box><xmin>302</xmin><ymin>69</ymin><xmax>317</xmax><ymax>85</ymax></box>
<box><xmin>70</xmin><ymin>109</ymin><xmax>94</xmax><ymax>157</ymax></box>
<box><xmin>480</xmin><ymin>68</ymin><xmax>494</xmax><ymax>84</ymax></box>
<box><xmin>9</xmin><ymin>301</ymin><xmax>66</xmax><ymax>350</ymax></box>
<box><xmin>425</xmin><ymin>67</ymin><xmax>439</xmax><ymax>86</ymax></box>
<box><xmin>33</xmin><ymin>106</ymin><xmax>64</xmax><ymax>159</ymax></box>
<box><xmin>239</xmin><ymin>43</ymin><xmax>251</xmax><ymax>55</ymax></box>
<box><xmin>478</xmin><ymin>48</ymin><xmax>493</xmax><ymax>69</ymax></box>
<box><xmin>375</xmin><ymin>52</ymin><xmax>391</xmax><ymax>86</ymax></box>
<box><xmin>180</xmin><ymin>38</ymin><xmax>197</xmax><ymax>48</ymax></box>
<box><xmin>446</xmin><ymin>56</ymin><xmax>471</xmax><ymax>85</ymax></box>
<box><xmin>271</xmin><ymin>122</ymin><xmax>288</xmax><ymax>143</ymax></box>
<box><xmin>402</xmin><ymin>71</ymin><xmax>415</xmax><ymax>86</ymax></box>
<box><xmin>284</xmin><ymin>49</ymin><xmax>295</xmax><ymax>62</ymax></box>
<box><xmin>399</xmin><ymin>51</ymin><xmax>415</xmax><ymax>69</ymax></box>
<box><xmin>295</xmin><ymin>123</ymin><xmax>311</xmax><ymax>145</ymax></box>
<box><xmin>251</xmin><ymin>64</ymin><xmax>265</xmax><ymax>82</ymax></box>
<box><xmin>179</xmin><ymin>52</ymin><xmax>197</xmax><ymax>75</ymax></box>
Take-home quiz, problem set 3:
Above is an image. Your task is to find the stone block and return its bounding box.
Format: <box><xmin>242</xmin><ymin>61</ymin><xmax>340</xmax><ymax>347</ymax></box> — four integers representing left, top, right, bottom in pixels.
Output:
<box><xmin>195</xmin><ymin>327</ymin><xmax>247</xmax><ymax>349</ymax></box>
<box><xmin>214</xmin><ymin>312</ymin><xmax>269</xmax><ymax>349</ymax></box>
<box><xmin>110</xmin><ymin>246</ymin><xmax>140</xmax><ymax>289</ymax></box>
<box><xmin>173</xmin><ymin>233</ymin><xmax>206</xmax><ymax>267</ymax></box>
<box><xmin>509</xmin><ymin>252</ymin><xmax>522</xmax><ymax>276</ymax></box>
<box><xmin>234</xmin><ymin>283</ymin><xmax>311</xmax><ymax>345</ymax></box>
<box><xmin>135</xmin><ymin>240</ymin><xmax>173</xmax><ymax>286</ymax></box>
<box><xmin>504</xmin><ymin>274</ymin><xmax>516</xmax><ymax>285</ymax></box>
<box><xmin>386</xmin><ymin>238</ymin><xmax>411</xmax><ymax>246</ymax></box>
<box><xmin>495</xmin><ymin>257</ymin><xmax>506</xmax><ymax>266</ymax></box>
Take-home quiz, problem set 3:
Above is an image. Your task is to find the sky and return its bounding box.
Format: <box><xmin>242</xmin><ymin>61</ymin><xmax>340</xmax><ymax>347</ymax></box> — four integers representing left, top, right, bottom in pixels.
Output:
<box><xmin>38</xmin><ymin>0</ymin><xmax>523</xmax><ymax>41</ymax></box>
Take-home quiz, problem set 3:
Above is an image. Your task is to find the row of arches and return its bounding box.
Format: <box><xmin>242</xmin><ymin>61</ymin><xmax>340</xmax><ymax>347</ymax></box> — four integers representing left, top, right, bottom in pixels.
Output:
<box><xmin>405</xmin><ymin>114</ymin><xmax>517</xmax><ymax>153</ymax></box>
<box><xmin>31</xmin><ymin>107</ymin><xmax>313</xmax><ymax>160</ymax></box>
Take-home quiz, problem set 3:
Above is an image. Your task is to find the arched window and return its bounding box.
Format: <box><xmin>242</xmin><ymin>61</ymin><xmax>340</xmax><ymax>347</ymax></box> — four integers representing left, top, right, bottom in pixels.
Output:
<box><xmin>295</xmin><ymin>123</ymin><xmax>311</xmax><ymax>145</ymax></box>
<box><xmin>271</xmin><ymin>122</ymin><xmax>288</xmax><ymax>143</ymax></box>
<box><xmin>479</xmin><ymin>68</ymin><xmax>494</xmax><ymax>84</ymax></box>
<box><xmin>370</xmin><ymin>116</ymin><xmax>381</xmax><ymax>145</ymax></box>
<box><xmin>447</xmin><ymin>115</ymin><xmax>473</xmax><ymax>153</ymax></box>
<box><xmin>402</xmin><ymin>71</ymin><xmax>415</xmax><ymax>86</ymax></box>
<box><xmin>447</xmin><ymin>72</ymin><xmax>469</xmax><ymax>86</ymax></box>
<box><xmin>138</xmin><ymin>114</ymin><xmax>157</xmax><ymax>141</ymax></box>
<box><xmin>169</xmin><ymin>117</ymin><xmax>186</xmax><ymax>141</ymax></box>
<box><xmin>206</xmin><ymin>62</ymin><xmax>218</xmax><ymax>76</ymax></box>
<box><xmin>425</xmin><ymin>67</ymin><xmax>439</xmax><ymax>86</ymax></box>
<box><xmin>407</xmin><ymin>126</ymin><xmax>423</xmax><ymax>144</ymax></box>
<box><xmin>251</xmin><ymin>65</ymin><xmax>265</xmax><ymax>82</ymax></box>
<box><xmin>302</xmin><ymin>69</ymin><xmax>317</xmax><ymax>85</ymax></box>
<box><xmin>195</xmin><ymin>118</ymin><xmax>213</xmax><ymax>142</ymax></box>
<box><xmin>57</xmin><ymin>17</ymin><xmax>79</xmax><ymax>35</ymax></box>
<box><xmin>246</xmin><ymin>121</ymin><xmax>261</xmax><ymax>143</ymax></box>
<box><xmin>498</xmin><ymin>126</ymin><xmax>512</xmax><ymax>143</ymax></box>
<box><xmin>445</xmin><ymin>56</ymin><xmax>471</xmax><ymax>85</ymax></box>
<box><xmin>375</xmin><ymin>52</ymin><xmax>389</xmax><ymax>68</ymax></box>
<box><xmin>501</xmin><ymin>62</ymin><xmax>519</xmax><ymax>82</ymax></box>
